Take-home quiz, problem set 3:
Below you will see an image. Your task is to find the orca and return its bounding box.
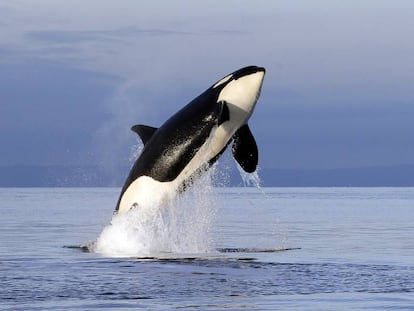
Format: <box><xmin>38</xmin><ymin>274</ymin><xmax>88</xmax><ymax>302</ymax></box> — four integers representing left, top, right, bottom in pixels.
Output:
<box><xmin>115</xmin><ymin>66</ymin><xmax>265</xmax><ymax>214</ymax></box>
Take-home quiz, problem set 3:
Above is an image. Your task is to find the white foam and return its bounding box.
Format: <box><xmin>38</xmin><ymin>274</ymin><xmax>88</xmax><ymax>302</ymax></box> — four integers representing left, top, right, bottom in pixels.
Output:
<box><xmin>90</xmin><ymin>169</ymin><xmax>217</xmax><ymax>257</ymax></box>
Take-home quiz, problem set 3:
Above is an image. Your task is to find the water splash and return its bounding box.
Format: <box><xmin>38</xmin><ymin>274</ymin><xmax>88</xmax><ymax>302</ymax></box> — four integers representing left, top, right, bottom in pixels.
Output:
<box><xmin>129</xmin><ymin>142</ymin><xmax>143</xmax><ymax>163</ymax></box>
<box><xmin>90</xmin><ymin>169</ymin><xmax>217</xmax><ymax>257</ymax></box>
<box><xmin>236</xmin><ymin>163</ymin><xmax>262</xmax><ymax>188</ymax></box>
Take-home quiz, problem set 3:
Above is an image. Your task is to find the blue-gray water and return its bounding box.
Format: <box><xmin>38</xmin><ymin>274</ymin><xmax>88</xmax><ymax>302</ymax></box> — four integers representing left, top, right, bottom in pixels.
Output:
<box><xmin>1</xmin><ymin>187</ymin><xmax>413</xmax><ymax>310</ymax></box>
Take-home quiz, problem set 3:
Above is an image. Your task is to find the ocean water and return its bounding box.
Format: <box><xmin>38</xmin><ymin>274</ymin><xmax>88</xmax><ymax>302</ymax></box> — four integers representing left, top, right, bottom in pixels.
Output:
<box><xmin>1</xmin><ymin>187</ymin><xmax>413</xmax><ymax>310</ymax></box>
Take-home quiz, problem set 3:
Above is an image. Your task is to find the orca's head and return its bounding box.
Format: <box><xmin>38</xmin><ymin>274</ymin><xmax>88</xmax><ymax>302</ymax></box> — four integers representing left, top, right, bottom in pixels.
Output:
<box><xmin>212</xmin><ymin>66</ymin><xmax>265</xmax><ymax>120</ymax></box>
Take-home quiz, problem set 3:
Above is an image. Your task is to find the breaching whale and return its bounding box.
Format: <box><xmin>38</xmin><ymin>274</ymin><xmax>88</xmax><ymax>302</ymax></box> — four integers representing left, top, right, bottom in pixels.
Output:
<box><xmin>115</xmin><ymin>66</ymin><xmax>265</xmax><ymax>214</ymax></box>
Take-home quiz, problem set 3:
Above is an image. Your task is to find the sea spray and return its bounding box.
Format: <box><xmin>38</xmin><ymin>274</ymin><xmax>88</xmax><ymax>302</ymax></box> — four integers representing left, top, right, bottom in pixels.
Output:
<box><xmin>91</xmin><ymin>169</ymin><xmax>217</xmax><ymax>257</ymax></box>
<box><xmin>236</xmin><ymin>163</ymin><xmax>262</xmax><ymax>189</ymax></box>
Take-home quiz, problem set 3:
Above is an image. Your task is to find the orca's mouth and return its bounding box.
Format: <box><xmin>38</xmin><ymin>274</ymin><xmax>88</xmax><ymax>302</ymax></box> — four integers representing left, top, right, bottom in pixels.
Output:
<box><xmin>232</xmin><ymin>66</ymin><xmax>265</xmax><ymax>80</ymax></box>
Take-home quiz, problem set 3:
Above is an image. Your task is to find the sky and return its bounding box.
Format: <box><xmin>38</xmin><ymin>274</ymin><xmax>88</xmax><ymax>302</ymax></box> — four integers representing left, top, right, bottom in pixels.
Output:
<box><xmin>1</xmin><ymin>0</ymin><xmax>414</xmax><ymax>180</ymax></box>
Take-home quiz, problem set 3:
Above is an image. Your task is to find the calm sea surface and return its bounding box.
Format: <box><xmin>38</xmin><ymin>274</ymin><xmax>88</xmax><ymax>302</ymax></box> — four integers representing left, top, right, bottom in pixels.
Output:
<box><xmin>1</xmin><ymin>187</ymin><xmax>413</xmax><ymax>310</ymax></box>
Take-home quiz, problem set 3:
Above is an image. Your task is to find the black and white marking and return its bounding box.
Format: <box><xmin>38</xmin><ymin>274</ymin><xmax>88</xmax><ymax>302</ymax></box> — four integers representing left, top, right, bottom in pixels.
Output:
<box><xmin>116</xmin><ymin>66</ymin><xmax>265</xmax><ymax>214</ymax></box>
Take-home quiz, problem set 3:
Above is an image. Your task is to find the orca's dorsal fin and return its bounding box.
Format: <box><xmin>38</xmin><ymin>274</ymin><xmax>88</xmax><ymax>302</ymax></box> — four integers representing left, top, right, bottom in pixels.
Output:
<box><xmin>232</xmin><ymin>124</ymin><xmax>258</xmax><ymax>173</ymax></box>
<box><xmin>131</xmin><ymin>124</ymin><xmax>158</xmax><ymax>145</ymax></box>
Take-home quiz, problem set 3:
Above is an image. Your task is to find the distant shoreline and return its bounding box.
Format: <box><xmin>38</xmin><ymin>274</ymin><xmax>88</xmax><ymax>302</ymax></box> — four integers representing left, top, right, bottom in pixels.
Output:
<box><xmin>1</xmin><ymin>165</ymin><xmax>414</xmax><ymax>187</ymax></box>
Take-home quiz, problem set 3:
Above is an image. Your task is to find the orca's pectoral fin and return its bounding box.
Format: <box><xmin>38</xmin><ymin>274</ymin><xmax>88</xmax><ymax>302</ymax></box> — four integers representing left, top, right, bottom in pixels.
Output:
<box><xmin>232</xmin><ymin>124</ymin><xmax>258</xmax><ymax>173</ymax></box>
<box><xmin>131</xmin><ymin>124</ymin><xmax>158</xmax><ymax>145</ymax></box>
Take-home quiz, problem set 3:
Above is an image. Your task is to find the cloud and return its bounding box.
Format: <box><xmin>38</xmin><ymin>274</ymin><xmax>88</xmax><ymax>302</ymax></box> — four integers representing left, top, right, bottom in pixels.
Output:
<box><xmin>27</xmin><ymin>27</ymin><xmax>199</xmax><ymax>44</ymax></box>
<box><xmin>2</xmin><ymin>0</ymin><xmax>414</xmax><ymax>174</ymax></box>
<box><xmin>0</xmin><ymin>59</ymin><xmax>118</xmax><ymax>165</ymax></box>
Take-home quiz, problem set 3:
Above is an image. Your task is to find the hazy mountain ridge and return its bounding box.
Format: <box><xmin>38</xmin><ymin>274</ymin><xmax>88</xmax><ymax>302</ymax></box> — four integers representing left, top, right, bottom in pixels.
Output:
<box><xmin>1</xmin><ymin>165</ymin><xmax>413</xmax><ymax>187</ymax></box>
